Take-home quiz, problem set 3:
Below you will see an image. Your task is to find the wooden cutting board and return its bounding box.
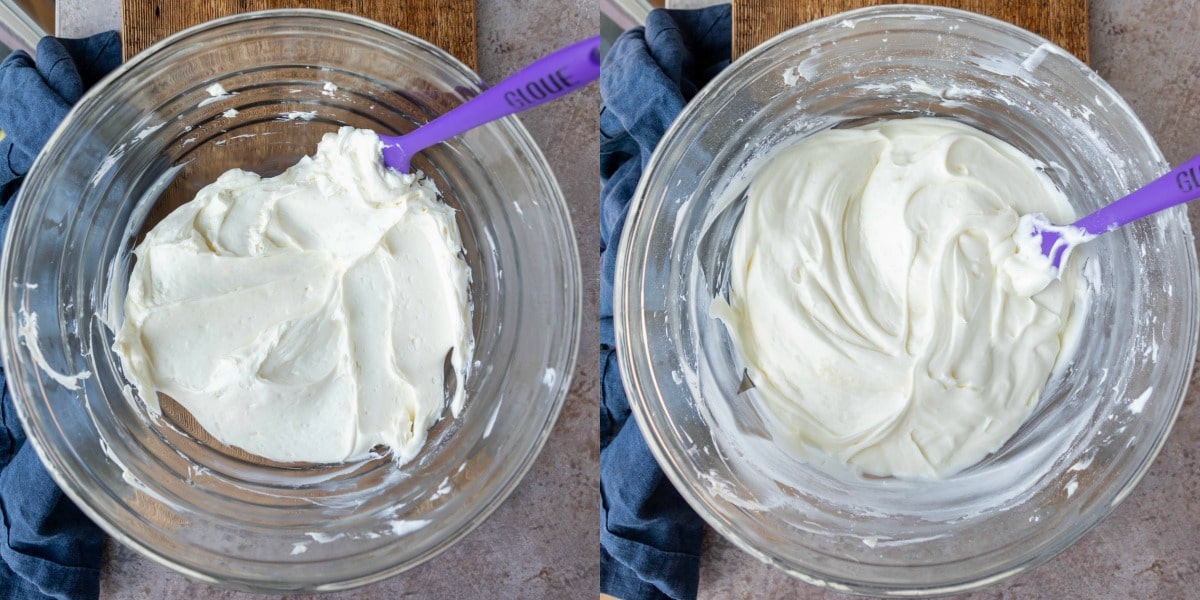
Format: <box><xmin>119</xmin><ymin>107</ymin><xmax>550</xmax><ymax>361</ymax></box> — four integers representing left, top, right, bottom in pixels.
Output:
<box><xmin>732</xmin><ymin>0</ymin><xmax>1088</xmax><ymax>64</ymax></box>
<box><xmin>121</xmin><ymin>0</ymin><xmax>477</xmax><ymax>69</ymax></box>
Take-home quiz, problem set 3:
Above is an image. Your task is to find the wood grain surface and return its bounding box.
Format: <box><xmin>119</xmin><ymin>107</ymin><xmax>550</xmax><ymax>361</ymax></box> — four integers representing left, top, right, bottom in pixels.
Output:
<box><xmin>732</xmin><ymin>0</ymin><xmax>1088</xmax><ymax>63</ymax></box>
<box><xmin>121</xmin><ymin>0</ymin><xmax>477</xmax><ymax>68</ymax></box>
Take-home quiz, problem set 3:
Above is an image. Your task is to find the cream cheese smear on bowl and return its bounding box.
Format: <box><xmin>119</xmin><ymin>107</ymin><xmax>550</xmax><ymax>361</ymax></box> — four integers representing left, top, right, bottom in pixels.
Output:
<box><xmin>712</xmin><ymin>118</ymin><xmax>1087</xmax><ymax>479</ymax></box>
<box><xmin>114</xmin><ymin>126</ymin><xmax>473</xmax><ymax>465</ymax></box>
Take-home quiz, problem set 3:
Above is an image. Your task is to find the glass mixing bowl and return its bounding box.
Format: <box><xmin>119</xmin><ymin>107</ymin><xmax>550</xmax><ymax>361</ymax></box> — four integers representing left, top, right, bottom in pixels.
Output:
<box><xmin>0</xmin><ymin>9</ymin><xmax>580</xmax><ymax>593</ymax></box>
<box><xmin>614</xmin><ymin>5</ymin><xmax>1198</xmax><ymax>596</ymax></box>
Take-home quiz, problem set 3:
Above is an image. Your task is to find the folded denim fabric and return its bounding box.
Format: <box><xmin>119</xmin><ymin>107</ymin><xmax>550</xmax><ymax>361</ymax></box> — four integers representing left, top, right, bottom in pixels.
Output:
<box><xmin>599</xmin><ymin>7</ymin><xmax>731</xmax><ymax>600</ymax></box>
<box><xmin>0</xmin><ymin>32</ymin><xmax>120</xmax><ymax>600</ymax></box>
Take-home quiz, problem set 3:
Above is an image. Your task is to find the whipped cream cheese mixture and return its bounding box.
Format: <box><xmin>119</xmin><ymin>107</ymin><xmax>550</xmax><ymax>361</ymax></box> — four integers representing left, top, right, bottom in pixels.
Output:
<box><xmin>711</xmin><ymin>118</ymin><xmax>1087</xmax><ymax>479</ymax></box>
<box><xmin>114</xmin><ymin>127</ymin><xmax>473</xmax><ymax>465</ymax></box>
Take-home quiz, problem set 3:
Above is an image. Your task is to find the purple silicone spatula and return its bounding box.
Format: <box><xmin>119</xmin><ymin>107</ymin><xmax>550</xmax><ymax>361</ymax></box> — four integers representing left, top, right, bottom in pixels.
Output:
<box><xmin>1038</xmin><ymin>155</ymin><xmax>1200</xmax><ymax>268</ymax></box>
<box><xmin>381</xmin><ymin>36</ymin><xmax>601</xmax><ymax>173</ymax></box>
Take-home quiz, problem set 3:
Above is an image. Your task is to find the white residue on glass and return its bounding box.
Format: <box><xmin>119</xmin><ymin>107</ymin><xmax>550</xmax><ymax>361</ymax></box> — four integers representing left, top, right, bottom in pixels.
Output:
<box><xmin>430</xmin><ymin>477</ymin><xmax>453</xmax><ymax>500</ymax></box>
<box><xmin>1021</xmin><ymin>43</ymin><xmax>1055</xmax><ymax>73</ymax></box>
<box><xmin>199</xmin><ymin>83</ymin><xmax>235</xmax><ymax>107</ymax></box>
<box><xmin>387</xmin><ymin>519</ymin><xmax>430</xmax><ymax>536</ymax></box>
<box><xmin>1128</xmin><ymin>387</ymin><xmax>1153</xmax><ymax>414</ymax></box>
<box><xmin>483</xmin><ymin>403</ymin><xmax>500</xmax><ymax>438</ymax></box>
<box><xmin>133</xmin><ymin>123</ymin><xmax>163</xmax><ymax>143</ymax></box>
<box><xmin>279</xmin><ymin>110</ymin><xmax>318</xmax><ymax>121</ymax></box>
<box><xmin>1065</xmin><ymin>478</ymin><xmax>1079</xmax><ymax>498</ymax></box>
<box><xmin>305</xmin><ymin>531</ymin><xmax>344</xmax><ymax>543</ymax></box>
<box><xmin>782</xmin><ymin>64</ymin><xmax>813</xmax><ymax>86</ymax></box>
<box><xmin>18</xmin><ymin>309</ymin><xmax>92</xmax><ymax>390</ymax></box>
<box><xmin>782</xmin><ymin>49</ymin><xmax>821</xmax><ymax>87</ymax></box>
<box><xmin>91</xmin><ymin>144</ymin><xmax>126</xmax><ymax>186</ymax></box>
<box><xmin>1069</xmin><ymin>455</ymin><xmax>1094</xmax><ymax>472</ymax></box>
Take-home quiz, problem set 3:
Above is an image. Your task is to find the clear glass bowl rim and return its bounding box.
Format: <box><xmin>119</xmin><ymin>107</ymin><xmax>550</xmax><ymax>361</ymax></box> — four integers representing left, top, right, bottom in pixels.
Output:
<box><xmin>613</xmin><ymin>4</ymin><xmax>1197</xmax><ymax>595</ymax></box>
<box><xmin>1</xmin><ymin>7</ymin><xmax>583</xmax><ymax>591</ymax></box>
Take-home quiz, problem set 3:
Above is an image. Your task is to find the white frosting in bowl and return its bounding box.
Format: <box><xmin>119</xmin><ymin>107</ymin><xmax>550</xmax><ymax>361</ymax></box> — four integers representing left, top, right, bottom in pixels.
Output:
<box><xmin>711</xmin><ymin>118</ymin><xmax>1087</xmax><ymax>479</ymax></box>
<box><xmin>114</xmin><ymin>127</ymin><xmax>473</xmax><ymax>465</ymax></box>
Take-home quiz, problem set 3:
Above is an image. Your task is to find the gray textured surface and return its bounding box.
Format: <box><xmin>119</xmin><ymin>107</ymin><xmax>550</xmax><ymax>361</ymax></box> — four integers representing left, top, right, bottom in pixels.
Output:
<box><xmin>694</xmin><ymin>1</ymin><xmax>1200</xmax><ymax>598</ymax></box>
<box><xmin>56</xmin><ymin>0</ymin><xmax>118</xmax><ymax>39</ymax></box>
<box><xmin>56</xmin><ymin>0</ymin><xmax>599</xmax><ymax>598</ymax></box>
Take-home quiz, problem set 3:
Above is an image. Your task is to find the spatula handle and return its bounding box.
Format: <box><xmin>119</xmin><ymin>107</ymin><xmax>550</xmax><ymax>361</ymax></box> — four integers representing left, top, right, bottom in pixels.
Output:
<box><xmin>395</xmin><ymin>36</ymin><xmax>601</xmax><ymax>157</ymax></box>
<box><xmin>1073</xmin><ymin>154</ymin><xmax>1200</xmax><ymax>234</ymax></box>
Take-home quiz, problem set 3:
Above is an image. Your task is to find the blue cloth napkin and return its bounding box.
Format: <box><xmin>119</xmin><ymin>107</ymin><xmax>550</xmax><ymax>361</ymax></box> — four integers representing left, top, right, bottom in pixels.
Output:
<box><xmin>599</xmin><ymin>7</ymin><xmax>731</xmax><ymax>600</ymax></box>
<box><xmin>0</xmin><ymin>32</ymin><xmax>120</xmax><ymax>600</ymax></box>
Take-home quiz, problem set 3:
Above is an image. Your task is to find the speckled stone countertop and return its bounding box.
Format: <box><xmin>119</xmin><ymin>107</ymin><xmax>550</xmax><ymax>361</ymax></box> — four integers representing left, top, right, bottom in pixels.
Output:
<box><xmin>56</xmin><ymin>1</ymin><xmax>599</xmax><ymax>598</ymax></box>
<box><xmin>653</xmin><ymin>1</ymin><xmax>1200</xmax><ymax>598</ymax></box>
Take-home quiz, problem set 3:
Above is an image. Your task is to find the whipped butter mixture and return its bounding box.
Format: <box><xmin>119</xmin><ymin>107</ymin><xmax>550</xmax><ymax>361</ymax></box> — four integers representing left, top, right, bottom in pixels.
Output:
<box><xmin>712</xmin><ymin>118</ymin><xmax>1086</xmax><ymax>479</ymax></box>
<box><xmin>115</xmin><ymin>127</ymin><xmax>472</xmax><ymax>465</ymax></box>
